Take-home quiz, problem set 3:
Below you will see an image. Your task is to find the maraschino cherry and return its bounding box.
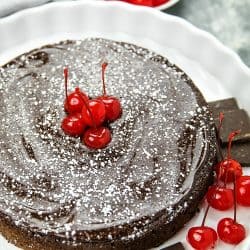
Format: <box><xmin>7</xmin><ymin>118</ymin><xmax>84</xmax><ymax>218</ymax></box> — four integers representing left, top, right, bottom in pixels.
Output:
<box><xmin>217</xmin><ymin>174</ymin><xmax>246</xmax><ymax>244</ymax></box>
<box><xmin>206</xmin><ymin>113</ymin><xmax>234</xmax><ymax>211</ymax></box>
<box><xmin>63</xmin><ymin>67</ymin><xmax>88</xmax><ymax>114</ymax></box>
<box><xmin>123</xmin><ymin>0</ymin><xmax>153</xmax><ymax>6</ymax></box>
<box><xmin>187</xmin><ymin>206</ymin><xmax>218</xmax><ymax>250</ymax></box>
<box><xmin>61</xmin><ymin>113</ymin><xmax>85</xmax><ymax>137</ymax></box>
<box><xmin>97</xmin><ymin>62</ymin><xmax>122</xmax><ymax>122</ymax></box>
<box><xmin>152</xmin><ymin>0</ymin><xmax>170</xmax><ymax>7</ymax></box>
<box><xmin>206</xmin><ymin>186</ymin><xmax>233</xmax><ymax>211</ymax></box>
<box><xmin>216</xmin><ymin>130</ymin><xmax>243</xmax><ymax>183</ymax></box>
<box><xmin>61</xmin><ymin>63</ymin><xmax>122</xmax><ymax>150</ymax></box>
<box><xmin>188</xmin><ymin>112</ymin><xmax>248</xmax><ymax>249</ymax></box>
<box><xmin>236</xmin><ymin>176</ymin><xmax>250</xmax><ymax>206</ymax></box>
<box><xmin>217</xmin><ymin>218</ymin><xmax>245</xmax><ymax>244</ymax></box>
<box><xmin>83</xmin><ymin>127</ymin><xmax>111</xmax><ymax>149</ymax></box>
<box><xmin>81</xmin><ymin>99</ymin><xmax>106</xmax><ymax>127</ymax></box>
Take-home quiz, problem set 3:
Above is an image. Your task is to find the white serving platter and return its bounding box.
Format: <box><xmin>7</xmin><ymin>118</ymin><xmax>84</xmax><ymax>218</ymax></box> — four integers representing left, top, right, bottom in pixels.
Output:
<box><xmin>0</xmin><ymin>1</ymin><xmax>250</xmax><ymax>249</ymax></box>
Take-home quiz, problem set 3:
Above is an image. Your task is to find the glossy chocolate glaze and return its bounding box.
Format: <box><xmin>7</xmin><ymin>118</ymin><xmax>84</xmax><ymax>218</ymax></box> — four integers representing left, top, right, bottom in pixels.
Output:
<box><xmin>0</xmin><ymin>38</ymin><xmax>216</xmax><ymax>245</ymax></box>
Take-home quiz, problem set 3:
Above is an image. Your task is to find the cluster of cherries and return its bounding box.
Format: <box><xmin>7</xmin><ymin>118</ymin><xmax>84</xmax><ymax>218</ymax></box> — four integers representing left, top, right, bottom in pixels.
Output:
<box><xmin>187</xmin><ymin>113</ymin><xmax>250</xmax><ymax>250</ymax></box>
<box><xmin>122</xmin><ymin>0</ymin><xmax>170</xmax><ymax>7</ymax></box>
<box><xmin>61</xmin><ymin>62</ymin><xmax>122</xmax><ymax>149</ymax></box>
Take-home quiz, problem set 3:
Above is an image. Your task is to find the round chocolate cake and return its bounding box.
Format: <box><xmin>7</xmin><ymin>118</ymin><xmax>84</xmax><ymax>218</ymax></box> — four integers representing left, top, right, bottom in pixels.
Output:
<box><xmin>0</xmin><ymin>38</ymin><xmax>216</xmax><ymax>250</ymax></box>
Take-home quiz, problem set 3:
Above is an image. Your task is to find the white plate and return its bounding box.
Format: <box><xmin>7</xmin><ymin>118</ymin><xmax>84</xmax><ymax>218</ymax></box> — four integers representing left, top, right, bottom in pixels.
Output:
<box><xmin>0</xmin><ymin>1</ymin><xmax>250</xmax><ymax>250</ymax></box>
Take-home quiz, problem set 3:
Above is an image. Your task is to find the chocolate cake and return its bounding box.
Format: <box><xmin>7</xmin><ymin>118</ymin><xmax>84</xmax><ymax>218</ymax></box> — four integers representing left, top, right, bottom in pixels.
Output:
<box><xmin>0</xmin><ymin>38</ymin><xmax>217</xmax><ymax>250</ymax></box>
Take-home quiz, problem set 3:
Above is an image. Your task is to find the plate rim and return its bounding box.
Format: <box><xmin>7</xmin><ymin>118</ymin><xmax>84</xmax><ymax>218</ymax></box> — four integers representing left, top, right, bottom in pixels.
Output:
<box><xmin>0</xmin><ymin>0</ymin><xmax>249</xmax><ymax>77</ymax></box>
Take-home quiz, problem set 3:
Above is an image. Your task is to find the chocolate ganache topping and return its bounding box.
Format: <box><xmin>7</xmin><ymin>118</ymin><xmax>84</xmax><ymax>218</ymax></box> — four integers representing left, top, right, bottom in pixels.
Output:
<box><xmin>0</xmin><ymin>38</ymin><xmax>216</xmax><ymax>244</ymax></box>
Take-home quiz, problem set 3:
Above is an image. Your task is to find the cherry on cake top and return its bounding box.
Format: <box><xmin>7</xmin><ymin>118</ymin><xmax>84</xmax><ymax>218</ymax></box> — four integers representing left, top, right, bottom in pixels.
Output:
<box><xmin>63</xmin><ymin>68</ymin><xmax>89</xmax><ymax>114</ymax></box>
<box><xmin>83</xmin><ymin>126</ymin><xmax>111</xmax><ymax>149</ymax></box>
<box><xmin>61</xmin><ymin>113</ymin><xmax>86</xmax><ymax>137</ymax></box>
<box><xmin>81</xmin><ymin>99</ymin><xmax>106</xmax><ymax>127</ymax></box>
<box><xmin>61</xmin><ymin>62</ymin><xmax>122</xmax><ymax>149</ymax></box>
<box><xmin>97</xmin><ymin>62</ymin><xmax>122</xmax><ymax>122</ymax></box>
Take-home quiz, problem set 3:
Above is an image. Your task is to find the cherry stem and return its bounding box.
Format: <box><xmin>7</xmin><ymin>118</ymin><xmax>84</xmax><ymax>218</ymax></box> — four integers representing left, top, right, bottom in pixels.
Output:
<box><xmin>102</xmin><ymin>62</ymin><xmax>108</xmax><ymax>96</ymax></box>
<box><xmin>224</xmin><ymin>164</ymin><xmax>229</xmax><ymax>187</ymax></box>
<box><xmin>64</xmin><ymin>67</ymin><xmax>69</xmax><ymax>106</ymax></box>
<box><xmin>218</xmin><ymin>112</ymin><xmax>224</xmax><ymax>135</ymax></box>
<box><xmin>217</xmin><ymin>112</ymin><xmax>224</xmax><ymax>160</ymax></box>
<box><xmin>233</xmin><ymin>173</ymin><xmax>237</xmax><ymax>223</ymax></box>
<box><xmin>201</xmin><ymin>205</ymin><xmax>210</xmax><ymax>227</ymax></box>
<box><xmin>223</xmin><ymin>130</ymin><xmax>241</xmax><ymax>187</ymax></box>
<box><xmin>77</xmin><ymin>90</ymin><xmax>96</xmax><ymax>128</ymax></box>
<box><xmin>224</xmin><ymin>176</ymin><xmax>228</xmax><ymax>188</ymax></box>
<box><xmin>227</xmin><ymin>130</ymin><xmax>240</xmax><ymax>159</ymax></box>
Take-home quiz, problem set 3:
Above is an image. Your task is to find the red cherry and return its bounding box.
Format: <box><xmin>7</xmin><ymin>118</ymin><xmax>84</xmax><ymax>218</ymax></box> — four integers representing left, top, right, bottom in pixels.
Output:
<box><xmin>216</xmin><ymin>159</ymin><xmax>242</xmax><ymax>183</ymax></box>
<box><xmin>236</xmin><ymin>176</ymin><xmax>250</xmax><ymax>206</ymax></box>
<box><xmin>187</xmin><ymin>226</ymin><xmax>217</xmax><ymax>250</ymax></box>
<box><xmin>61</xmin><ymin>113</ymin><xmax>86</xmax><ymax>137</ymax></box>
<box><xmin>123</xmin><ymin>0</ymin><xmax>153</xmax><ymax>6</ymax></box>
<box><xmin>97</xmin><ymin>62</ymin><xmax>122</xmax><ymax>122</ymax></box>
<box><xmin>63</xmin><ymin>67</ymin><xmax>88</xmax><ymax>114</ymax></box>
<box><xmin>152</xmin><ymin>0</ymin><xmax>170</xmax><ymax>7</ymax></box>
<box><xmin>217</xmin><ymin>130</ymin><xmax>242</xmax><ymax>183</ymax></box>
<box><xmin>98</xmin><ymin>96</ymin><xmax>122</xmax><ymax>122</ymax></box>
<box><xmin>81</xmin><ymin>99</ymin><xmax>106</xmax><ymax>127</ymax></box>
<box><xmin>217</xmin><ymin>218</ymin><xmax>245</xmax><ymax>244</ymax></box>
<box><xmin>64</xmin><ymin>87</ymin><xmax>88</xmax><ymax>114</ymax></box>
<box><xmin>83</xmin><ymin>127</ymin><xmax>111</xmax><ymax>149</ymax></box>
<box><xmin>206</xmin><ymin>186</ymin><xmax>233</xmax><ymax>211</ymax></box>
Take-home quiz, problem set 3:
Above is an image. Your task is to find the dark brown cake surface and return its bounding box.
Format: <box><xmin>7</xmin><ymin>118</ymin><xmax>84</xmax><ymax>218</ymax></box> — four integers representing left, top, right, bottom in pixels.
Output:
<box><xmin>0</xmin><ymin>38</ymin><xmax>216</xmax><ymax>249</ymax></box>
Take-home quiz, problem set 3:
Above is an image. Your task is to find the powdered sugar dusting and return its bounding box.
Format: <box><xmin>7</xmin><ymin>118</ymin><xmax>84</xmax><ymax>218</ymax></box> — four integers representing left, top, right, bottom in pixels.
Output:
<box><xmin>0</xmin><ymin>38</ymin><xmax>215</xmax><ymax>243</ymax></box>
